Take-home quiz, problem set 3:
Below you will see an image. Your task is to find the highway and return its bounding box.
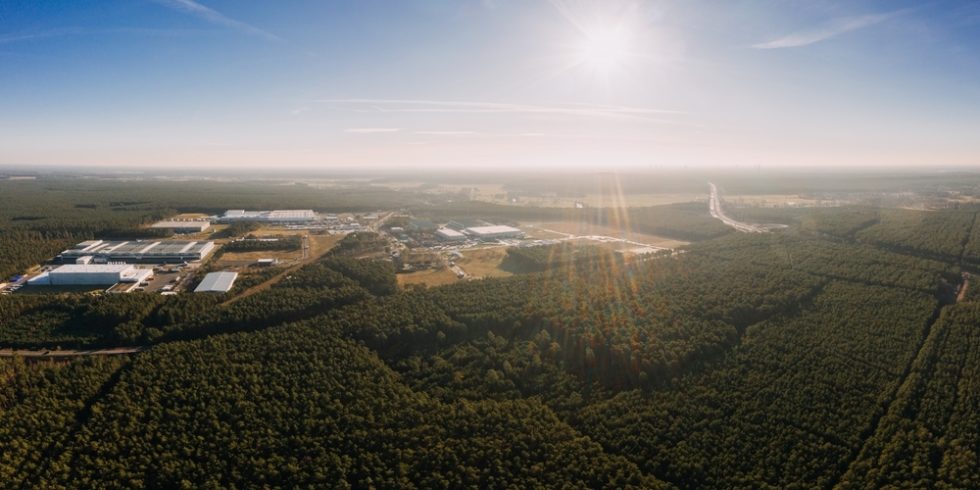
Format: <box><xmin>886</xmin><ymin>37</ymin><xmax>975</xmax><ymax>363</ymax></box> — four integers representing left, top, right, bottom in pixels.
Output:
<box><xmin>708</xmin><ymin>182</ymin><xmax>768</xmax><ymax>233</ymax></box>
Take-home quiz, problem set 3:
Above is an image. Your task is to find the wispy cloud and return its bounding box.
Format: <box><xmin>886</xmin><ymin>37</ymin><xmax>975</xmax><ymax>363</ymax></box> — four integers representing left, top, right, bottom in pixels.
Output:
<box><xmin>344</xmin><ymin>128</ymin><xmax>402</xmax><ymax>134</ymax></box>
<box><xmin>0</xmin><ymin>27</ymin><xmax>209</xmax><ymax>45</ymax></box>
<box><xmin>415</xmin><ymin>130</ymin><xmax>478</xmax><ymax>136</ymax></box>
<box><xmin>753</xmin><ymin>10</ymin><xmax>905</xmax><ymax>49</ymax></box>
<box><xmin>0</xmin><ymin>28</ymin><xmax>83</xmax><ymax>45</ymax></box>
<box><xmin>319</xmin><ymin>98</ymin><xmax>684</xmax><ymax>123</ymax></box>
<box><xmin>154</xmin><ymin>0</ymin><xmax>280</xmax><ymax>41</ymax></box>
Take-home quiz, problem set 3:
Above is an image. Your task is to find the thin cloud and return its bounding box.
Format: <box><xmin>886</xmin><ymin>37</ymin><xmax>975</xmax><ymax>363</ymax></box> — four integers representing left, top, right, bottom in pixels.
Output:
<box><xmin>0</xmin><ymin>28</ymin><xmax>83</xmax><ymax>45</ymax></box>
<box><xmin>753</xmin><ymin>10</ymin><xmax>905</xmax><ymax>49</ymax></box>
<box><xmin>318</xmin><ymin>98</ymin><xmax>685</xmax><ymax>123</ymax></box>
<box><xmin>0</xmin><ymin>27</ymin><xmax>209</xmax><ymax>45</ymax></box>
<box><xmin>344</xmin><ymin>128</ymin><xmax>402</xmax><ymax>134</ymax></box>
<box><xmin>154</xmin><ymin>0</ymin><xmax>280</xmax><ymax>42</ymax></box>
<box><xmin>415</xmin><ymin>130</ymin><xmax>478</xmax><ymax>136</ymax></box>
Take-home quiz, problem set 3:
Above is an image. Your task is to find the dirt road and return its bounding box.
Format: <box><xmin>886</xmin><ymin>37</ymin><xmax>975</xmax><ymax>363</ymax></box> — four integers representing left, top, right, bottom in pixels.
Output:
<box><xmin>0</xmin><ymin>347</ymin><xmax>144</xmax><ymax>358</ymax></box>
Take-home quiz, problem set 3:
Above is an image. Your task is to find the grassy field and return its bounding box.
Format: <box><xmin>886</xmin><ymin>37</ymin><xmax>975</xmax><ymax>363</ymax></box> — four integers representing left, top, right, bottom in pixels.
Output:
<box><xmin>523</xmin><ymin>221</ymin><xmax>690</xmax><ymax>249</ymax></box>
<box><xmin>456</xmin><ymin>247</ymin><xmax>513</xmax><ymax>279</ymax></box>
<box><xmin>213</xmin><ymin>250</ymin><xmax>303</xmax><ymax>269</ymax></box>
<box><xmin>396</xmin><ymin>268</ymin><xmax>461</xmax><ymax>288</ymax></box>
<box><xmin>494</xmin><ymin>193</ymin><xmax>704</xmax><ymax>208</ymax></box>
<box><xmin>725</xmin><ymin>194</ymin><xmax>830</xmax><ymax>206</ymax></box>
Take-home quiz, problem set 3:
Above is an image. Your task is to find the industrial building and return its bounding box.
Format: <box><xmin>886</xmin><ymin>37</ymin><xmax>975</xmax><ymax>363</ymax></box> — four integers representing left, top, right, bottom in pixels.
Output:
<box><xmin>219</xmin><ymin>209</ymin><xmax>317</xmax><ymax>223</ymax></box>
<box><xmin>407</xmin><ymin>219</ymin><xmax>438</xmax><ymax>233</ymax></box>
<box><xmin>435</xmin><ymin>228</ymin><xmax>467</xmax><ymax>241</ymax></box>
<box><xmin>29</xmin><ymin>264</ymin><xmax>153</xmax><ymax>286</ymax></box>
<box><xmin>57</xmin><ymin>240</ymin><xmax>215</xmax><ymax>264</ymax></box>
<box><xmin>151</xmin><ymin>220</ymin><xmax>211</xmax><ymax>234</ymax></box>
<box><xmin>194</xmin><ymin>271</ymin><xmax>238</xmax><ymax>293</ymax></box>
<box><xmin>464</xmin><ymin>225</ymin><xmax>524</xmax><ymax>240</ymax></box>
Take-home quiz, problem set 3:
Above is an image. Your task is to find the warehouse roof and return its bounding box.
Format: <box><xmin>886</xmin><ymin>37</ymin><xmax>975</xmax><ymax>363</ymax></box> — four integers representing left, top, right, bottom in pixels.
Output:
<box><xmin>436</xmin><ymin>228</ymin><xmax>466</xmax><ymax>237</ymax></box>
<box><xmin>465</xmin><ymin>225</ymin><xmax>522</xmax><ymax>235</ymax></box>
<box><xmin>51</xmin><ymin>264</ymin><xmax>132</xmax><ymax>273</ymax></box>
<box><xmin>151</xmin><ymin>220</ymin><xmax>210</xmax><ymax>229</ymax></box>
<box><xmin>194</xmin><ymin>271</ymin><xmax>238</xmax><ymax>293</ymax></box>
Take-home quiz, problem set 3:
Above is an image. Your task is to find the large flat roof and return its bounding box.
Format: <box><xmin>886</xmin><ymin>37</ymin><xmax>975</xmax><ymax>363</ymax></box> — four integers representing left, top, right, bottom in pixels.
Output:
<box><xmin>221</xmin><ymin>209</ymin><xmax>315</xmax><ymax>220</ymax></box>
<box><xmin>61</xmin><ymin>240</ymin><xmax>214</xmax><ymax>257</ymax></box>
<box><xmin>194</xmin><ymin>271</ymin><xmax>238</xmax><ymax>293</ymax></box>
<box><xmin>267</xmin><ymin>209</ymin><xmax>315</xmax><ymax>218</ymax></box>
<box><xmin>436</xmin><ymin>228</ymin><xmax>466</xmax><ymax>237</ymax></box>
<box><xmin>465</xmin><ymin>225</ymin><xmax>522</xmax><ymax>235</ymax></box>
<box><xmin>51</xmin><ymin>264</ymin><xmax>133</xmax><ymax>273</ymax></box>
<box><xmin>151</xmin><ymin>220</ymin><xmax>210</xmax><ymax>228</ymax></box>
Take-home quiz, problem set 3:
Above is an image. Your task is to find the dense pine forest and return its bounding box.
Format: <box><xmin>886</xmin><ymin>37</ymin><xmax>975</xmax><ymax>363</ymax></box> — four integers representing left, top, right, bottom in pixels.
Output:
<box><xmin>2</xmin><ymin>175</ymin><xmax>980</xmax><ymax>488</ymax></box>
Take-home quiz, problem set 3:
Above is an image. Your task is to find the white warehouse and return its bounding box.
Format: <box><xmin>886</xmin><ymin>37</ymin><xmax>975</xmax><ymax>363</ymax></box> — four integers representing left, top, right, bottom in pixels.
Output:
<box><xmin>435</xmin><ymin>228</ymin><xmax>467</xmax><ymax>241</ymax></box>
<box><xmin>29</xmin><ymin>264</ymin><xmax>153</xmax><ymax>286</ymax></box>
<box><xmin>194</xmin><ymin>271</ymin><xmax>238</xmax><ymax>293</ymax></box>
<box><xmin>219</xmin><ymin>209</ymin><xmax>316</xmax><ymax>223</ymax></box>
<box><xmin>464</xmin><ymin>225</ymin><xmax>524</xmax><ymax>240</ymax></box>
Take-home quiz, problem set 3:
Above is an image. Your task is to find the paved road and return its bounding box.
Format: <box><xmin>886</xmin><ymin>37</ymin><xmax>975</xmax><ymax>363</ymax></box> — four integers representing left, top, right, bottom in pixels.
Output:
<box><xmin>708</xmin><ymin>182</ymin><xmax>768</xmax><ymax>233</ymax></box>
<box><xmin>0</xmin><ymin>347</ymin><xmax>145</xmax><ymax>358</ymax></box>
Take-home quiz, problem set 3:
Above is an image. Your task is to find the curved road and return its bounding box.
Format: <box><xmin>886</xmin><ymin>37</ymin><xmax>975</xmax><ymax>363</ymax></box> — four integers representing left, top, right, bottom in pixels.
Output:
<box><xmin>708</xmin><ymin>182</ymin><xmax>768</xmax><ymax>233</ymax></box>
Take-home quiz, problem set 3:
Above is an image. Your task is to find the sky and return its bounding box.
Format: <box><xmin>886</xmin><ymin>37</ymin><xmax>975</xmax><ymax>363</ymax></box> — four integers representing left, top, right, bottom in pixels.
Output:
<box><xmin>1</xmin><ymin>0</ymin><xmax>979</xmax><ymax>171</ymax></box>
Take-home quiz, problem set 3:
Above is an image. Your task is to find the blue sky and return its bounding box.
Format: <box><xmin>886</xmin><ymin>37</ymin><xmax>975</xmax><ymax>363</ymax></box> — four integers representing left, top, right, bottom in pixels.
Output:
<box><xmin>1</xmin><ymin>0</ymin><xmax>979</xmax><ymax>170</ymax></box>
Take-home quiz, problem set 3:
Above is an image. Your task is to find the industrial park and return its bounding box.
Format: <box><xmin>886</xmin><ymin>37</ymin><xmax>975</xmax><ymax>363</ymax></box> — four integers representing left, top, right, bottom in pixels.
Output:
<box><xmin>1</xmin><ymin>204</ymin><xmax>679</xmax><ymax>297</ymax></box>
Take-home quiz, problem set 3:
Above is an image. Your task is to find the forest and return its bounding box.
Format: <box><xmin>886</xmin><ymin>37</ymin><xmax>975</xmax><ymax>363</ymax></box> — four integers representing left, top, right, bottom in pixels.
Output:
<box><xmin>2</xmin><ymin>174</ymin><xmax>980</xmax><ymax>488</ymax></box>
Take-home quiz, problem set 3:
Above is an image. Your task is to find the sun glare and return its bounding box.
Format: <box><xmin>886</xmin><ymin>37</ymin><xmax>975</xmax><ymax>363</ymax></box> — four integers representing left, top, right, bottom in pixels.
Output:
<box><xmin>576</xmin><ymin>25</ymin><xmax>633</xmax><ymax>76</ymax></box>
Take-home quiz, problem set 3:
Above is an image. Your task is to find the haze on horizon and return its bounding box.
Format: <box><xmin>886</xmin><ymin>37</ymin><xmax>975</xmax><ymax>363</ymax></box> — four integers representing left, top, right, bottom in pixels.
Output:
<box><xmin>2</xmin><ymin>0</ymin><xmax>979</xmax><ymax>170</ymax></box>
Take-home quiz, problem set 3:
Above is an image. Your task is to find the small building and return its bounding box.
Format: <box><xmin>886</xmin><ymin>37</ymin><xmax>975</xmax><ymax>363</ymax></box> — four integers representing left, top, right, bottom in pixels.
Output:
<box><xmin>194</xmin><ymin>272</ymin><xmax>238</xmax><ymax>293</ymax></box>
<box><xmin>29</xmin><ymin>264</ymin><xmax>153</xmax><ymax>286</ymax></box>
<box><xmin>256</xmin><ymin>258</ymin><xmax>278</xmax><ymax>267</ymax></box>
<box><xmin>436</xmin><ymin>228</ymin><xmax>466</xmax><ymax>241</ymax></box>
<box><xmin>151</xmin><ymin>220</ymin><xmax>211</xmax><ymax>234</ymax></box>
<box><xmin>464</xmin><ymin>225</ymin><xmax>524</xmax><ymax>240</ymax></box>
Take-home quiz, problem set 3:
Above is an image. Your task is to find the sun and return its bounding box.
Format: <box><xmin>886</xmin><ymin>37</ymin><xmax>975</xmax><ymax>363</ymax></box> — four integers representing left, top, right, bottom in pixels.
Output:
<box><xmin>575</xmin><ymin>24</ymin><xmax>633</xmax><ymax>77</ymax></box>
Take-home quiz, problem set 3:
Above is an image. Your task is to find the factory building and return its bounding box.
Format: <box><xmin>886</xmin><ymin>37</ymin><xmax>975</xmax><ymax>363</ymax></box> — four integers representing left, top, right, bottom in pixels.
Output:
<box><xmin>151</xmin><ymin>220</ymin><xmax>211</xmax><ymax>234</ymax></box>
<box><xmin>57</xmin><ymin>240</ymin><xmax>215</xmax><ymax>264</ymax></box>
<box><xmin>407</xmin><ymin>219</ymin><xmax>438</xmax><ymax>233</ymax></box>
<box><xmin>435</xmin><ymin>228</ymin><xmax>467</xmax><ymax>241</ymax></box>
<box><xmin>464</xmin><ymin>225</ymin><xmax>524</xmax><ymax>240</ymax></box>
<box><xmin>194</xmin><ymin>272</ymin><xmax>238</xmax><ymax>293</ymax></box>
<box><xmin>29</xmin><ymin>264</ymin><xmax>153</xmax><ymax>286</ymax></box>
<box><xmin>219</xmin><ymin>209</ymin><xmax>317</xmax><ymax>223</ymax></box>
